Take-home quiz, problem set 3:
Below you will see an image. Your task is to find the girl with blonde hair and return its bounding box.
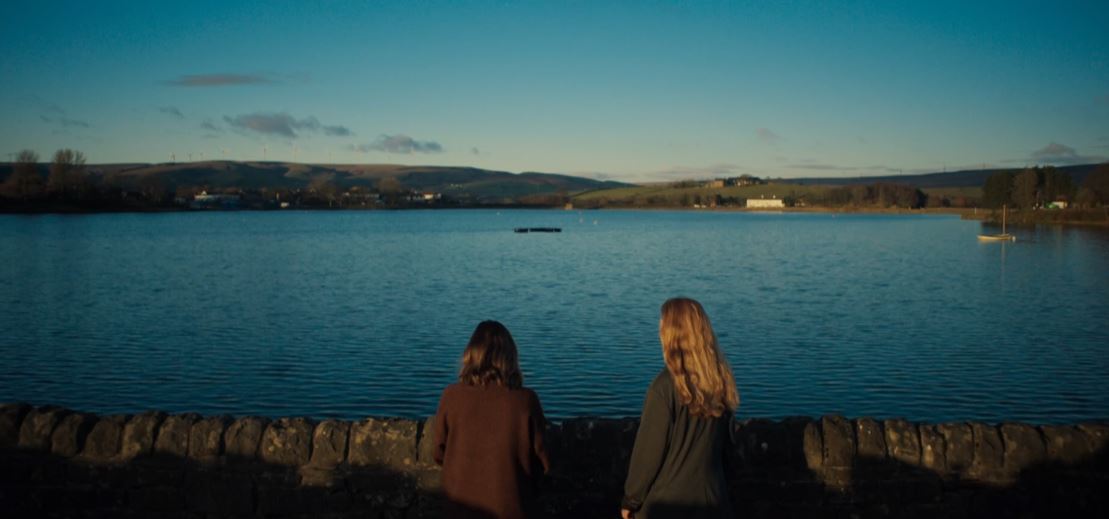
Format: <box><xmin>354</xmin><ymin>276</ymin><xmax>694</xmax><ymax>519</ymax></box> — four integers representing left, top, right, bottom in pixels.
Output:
<box><xmin>621</xmin><ymin>297</ymin><xmax>739</xmax><ymax>519</ymax></box>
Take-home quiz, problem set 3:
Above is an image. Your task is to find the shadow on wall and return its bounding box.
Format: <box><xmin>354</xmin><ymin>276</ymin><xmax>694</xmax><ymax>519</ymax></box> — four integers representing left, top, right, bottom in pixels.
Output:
<box><xmin>1</xmin><ymin>404</ymin><xmax>1107</xmax><ymax>518</ymax></box>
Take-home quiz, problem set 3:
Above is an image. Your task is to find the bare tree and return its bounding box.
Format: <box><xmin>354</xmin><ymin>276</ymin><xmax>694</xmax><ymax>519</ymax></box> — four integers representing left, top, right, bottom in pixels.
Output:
<box><xmin>376</xmin><ymin>176</ymin><xmax>404</xmax><ymax>206</ymax></box>
<box><xmin>308</xmin><ymin>174</ymin><xmax>339</xmax><ymax>207</ymax></box>
<box><xmin>49</xmin><ymin>148</ymin><xmax>88</xmax><ymax>200</ymax></box>
<box><xmin>3</xmin><ymin>149</ymin><xmax>43</xmax><ymax>199</ymax></box>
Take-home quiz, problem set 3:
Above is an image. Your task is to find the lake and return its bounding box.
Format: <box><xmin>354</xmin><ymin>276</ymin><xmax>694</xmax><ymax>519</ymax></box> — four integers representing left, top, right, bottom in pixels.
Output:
<box><xmin>1</xmin><ymin>210</ymin><xmax>1107</xmax><ymax>423</ymax></box>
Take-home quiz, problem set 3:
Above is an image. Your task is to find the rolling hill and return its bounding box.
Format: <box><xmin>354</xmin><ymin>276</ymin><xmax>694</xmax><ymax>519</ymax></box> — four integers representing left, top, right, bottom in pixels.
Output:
<box><xmin>784</xmin><ymin>164</ymin><xmax>1100</xmax><ymax>188</ymax></box>
<box><xmin>0</xmin><ymin>161</ymin><xmax>631</xmax><ymax>202</ymax></box>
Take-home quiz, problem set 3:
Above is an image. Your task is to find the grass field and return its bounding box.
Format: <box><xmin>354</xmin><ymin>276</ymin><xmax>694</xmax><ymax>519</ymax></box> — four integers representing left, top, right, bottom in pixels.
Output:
<box><xmin>572</xmin><ymin>183</ymin><xmax>829</xmax><ymax>204</ymax></box>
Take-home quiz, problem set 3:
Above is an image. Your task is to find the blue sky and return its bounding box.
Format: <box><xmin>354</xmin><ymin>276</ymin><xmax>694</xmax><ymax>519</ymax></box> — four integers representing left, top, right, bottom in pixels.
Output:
<box><xmin>1</xmin><ymin>0</ymin><xmax>1107</xmax><ymax>181</ymax></box>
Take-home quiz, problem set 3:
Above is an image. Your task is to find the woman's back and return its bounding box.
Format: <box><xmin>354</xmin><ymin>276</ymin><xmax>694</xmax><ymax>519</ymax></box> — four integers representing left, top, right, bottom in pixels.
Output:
<box><xmin>623</xmin><ymin>370</ymin><xmax>733</xmax><ymax>519</ymax></box>
<box><xmin>434</xmin><ymin>382</ymin><xmax>549</xmax><ymax>519</ymax></box>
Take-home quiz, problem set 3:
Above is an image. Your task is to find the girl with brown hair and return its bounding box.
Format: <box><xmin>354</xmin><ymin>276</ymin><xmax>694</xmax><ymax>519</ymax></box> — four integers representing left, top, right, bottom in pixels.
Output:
<box><xmin>433</xmin><ymin>320</ymin><xmax>550</xmax><ymax>519</ymax></box>
<box><xmin>621</xmin><ymin>297</ymin><xmax>739</xmax><ymax>519</ymax></box>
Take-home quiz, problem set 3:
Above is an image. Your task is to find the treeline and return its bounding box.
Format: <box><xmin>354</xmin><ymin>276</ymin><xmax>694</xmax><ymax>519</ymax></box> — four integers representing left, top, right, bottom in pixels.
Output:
<box><xmin>0</xmin><ymin>148</ymin><xmax>459</xmax><ymax>211</ymax></box>
<box><xmin>981</xmin><ymin>164</ymin><xmax>1109</xmax><ymax>209</ymax></box>
<box><xmin>799</xmin><ymin>183</ymin><xmax>928</xmax><ymax>209</ymax></box>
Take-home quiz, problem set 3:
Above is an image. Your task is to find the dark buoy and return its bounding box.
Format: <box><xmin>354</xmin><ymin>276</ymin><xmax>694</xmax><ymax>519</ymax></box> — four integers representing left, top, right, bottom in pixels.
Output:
<box><xmin>514</xmin><ymin>227</ymin><xmax>561</xmax><ymax>233</ymax></box>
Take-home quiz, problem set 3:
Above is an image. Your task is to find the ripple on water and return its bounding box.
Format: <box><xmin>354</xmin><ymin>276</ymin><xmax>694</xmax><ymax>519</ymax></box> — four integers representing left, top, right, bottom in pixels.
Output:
<box><xmin>1</xmin><ymin>211</ymin><xmax>1107</xmax><ymax>423</ymax></box>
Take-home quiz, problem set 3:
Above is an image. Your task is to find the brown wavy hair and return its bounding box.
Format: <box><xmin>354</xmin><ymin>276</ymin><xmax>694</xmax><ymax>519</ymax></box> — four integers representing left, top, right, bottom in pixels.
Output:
<box><xmin>459</xmin><ymin>320</ymin><xmax>523</xmax><ymax>389</ymax></box>
<box><xmin>659</xmin><ymin>297</ymin><xmax>739</xmax><ymax>418</ymax></box>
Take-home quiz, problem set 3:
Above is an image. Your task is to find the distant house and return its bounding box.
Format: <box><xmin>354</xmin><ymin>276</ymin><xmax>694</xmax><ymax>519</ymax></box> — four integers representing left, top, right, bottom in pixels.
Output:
<box><xmin>727</xmin><ymin>175</ymin><xmax>764</xmax><ymax>187</ymax></box>
<box><xmin>1047</xmin><ymin>200</ymin><xmax>1068</xmax><ymax>209</ymax></box>
<box><xmin>191</xmin><ymin>191</ymin><xmax>240</xmax><ymax>209</ymax></box>
<box><xmin>406</xmin><ymin>192</ymin><xmax>441</xmax><ymax>202</ymax></box>
<box><xmin>746</xmin><ymin>197</ymin><xmax>784</xmax><ymax>209</ymax></box>
<box><xmin>706</xmin><ymin>179</ymin><xmax>725</xmax><ymax>188</ymax></box>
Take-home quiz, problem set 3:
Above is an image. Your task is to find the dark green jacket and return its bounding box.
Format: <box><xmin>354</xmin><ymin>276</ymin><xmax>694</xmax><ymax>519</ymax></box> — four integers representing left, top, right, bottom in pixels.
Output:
<box><xmin>621</xmin><ymin>370</ymin><xmax>734</xmax><ymax>519</ymax></box>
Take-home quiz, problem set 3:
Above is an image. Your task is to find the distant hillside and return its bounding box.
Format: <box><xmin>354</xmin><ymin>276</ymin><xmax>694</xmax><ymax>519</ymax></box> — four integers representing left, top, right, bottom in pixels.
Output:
<box><xmin>785</xmin><ymin>164</ymin><xmax>1100</xmax><ymax>188</ymax></box>
<box><xmin>0</xmin><ymin>161</ymin><xmax>630</xmax><ymax>202</ymax></box>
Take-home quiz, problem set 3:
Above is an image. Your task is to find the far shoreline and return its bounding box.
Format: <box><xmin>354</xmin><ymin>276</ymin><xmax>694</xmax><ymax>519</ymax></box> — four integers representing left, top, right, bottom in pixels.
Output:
<box><xmin>3</xmin><ymin>204</ymin><xmax>1108</xmax><ymax>227</ymax></box>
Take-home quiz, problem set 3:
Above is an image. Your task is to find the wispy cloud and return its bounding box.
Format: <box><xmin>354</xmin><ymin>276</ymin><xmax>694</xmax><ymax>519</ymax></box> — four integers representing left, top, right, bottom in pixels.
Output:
<box><xmin>159</xmin><ymin>106</ymin><xmax>184</xmax><ymax>119</ymax></box>
<box><xmin>222</xmin><ymin>112</ymin><xmax>353</xmax><ymax>139</ymax></box>
<box><xmin>200</xmin><ymin>119</ymin><xmax>222</xmax><ymax>132</ymax></box>
<box><xmin>322</xmin><ymin>125</ymin><xmax>353</xmax><ymax>137</ymax></box>
<box><xmin>164</xmin><ymin>73</ymin><xmax>275</xmax><ymax>87</ymax></box>
<box><xmin>32</xmin><ymin>99</ymin><xmax>90</xmax><ymax>129</ymax></box>
<box><xmin>352</xmin><ymin>134</ymin><xmax>443</xmax><ymax>154</ymax></box>
<box><xmin>756</xmin><ymin>128</ymin><xmax>783</xmax><ymax>145</ymax></box>
<box><xmin>40</xmin><ymin>115</ymin><xmax>90</xmax><ymax>128</ymax></box>
<box><xmin>1024</xmin><ymin>141</ymin><xmax>1107</xmax><ymax>165</ymax></box>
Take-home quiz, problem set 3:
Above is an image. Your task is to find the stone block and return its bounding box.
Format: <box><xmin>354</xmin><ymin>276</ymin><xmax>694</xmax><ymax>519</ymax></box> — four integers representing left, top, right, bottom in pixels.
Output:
<box><xmin>1040</xmin><ymin>425</ymin><xmax>1094</xmax><ymax>464</ymax></box>
<box><xmin>347</xmin><ymin>470</ymin><xmax>418</xmax><ymax>510</ymax></box>
<box><xmin>0</xmin><ymin>402</ymin><xmax>31</xmax><ymax>448</ymax></box>
<box><xmin>82</xmin><ymin>415</ymin><xmax>128</xmax><ymax>461</ymax></box>
<box><xmin>127</xmin><ymin>486</ymin><xmax>186</xmax><ymax>513</ymax></box>
<box><xmin>184</xmin><ymin>469</ymin><xmax>254</xmax><ymax>516</ymax></box>
<box><xmin>417</xmin><ymin>415</ymin><xmax>439</xmax><ymax>466</ymax></box>
<box><xmin>121</xmin><ymin>411</ymin><xmax>165</xmax><ymax>460</ymax></box>
<box><xmin>938</xmin><ymin>422</ymin><xmax>973</xmax><ymax>473</ymax></box>
<box><xmin>50</xmin><ymin>412</ymin><xmax>96</xmax><ymax>457</ymax></box>
<box><xmin>309</xmin><ymin>419</ymin><xmax>350</xmax><ymax>469</ymax></box>
<box><xmin>188</xmin><ymin>415</ymin><xmax>229</xmax><ymax>462</ymax></box>
<box><xmin>884</xmin><ymin>419</ymin><xmax>921</xmax><ymax>466</ymax></box>
<box><xmin>919</xmin><ymin>424</ymin><xmax>946</xmax><ymax>473</ymax></box>
<box><xmin>855</xmin><ymin>418</ymin><xmax>886</xmax><ymax>460</ymax></box>
<box><xmin>18</xmin><ymin>406</ymin><xmax>69</xmax><ymax>450</ymax></box>
<box><xmin>821</xmin><ymin>415</ymin><xmax>855</xmax><ymax>468</ymax></box>
<box><xmin>735</xmin><ymin>418</ymin><xmax>806</xmax><ymax>471</ymax></box>
<box><xmin>154</xmin><ymin>413</ymin><xmax>199</xmax><ymax>459</ymax></box>
<box><xmin>224</xmin><ymin>416</ymin><xmax>269</xmax><ymax>460</ymax></box>
<box><xmin>299</xmin><ymin>466</ymin><xmax>343</xmax><ymax>488</ymax></box>
<box><xmin>1076</xmin><ymin>424</ymin><xmax>1109</xmax><ymax>453</ymax></box>
<box><xmin>802</xmin><ymin>419</ymin><xmax>823</xmax><ymax>470</ymax></box>
<box><xmin>555</xmin><ymin>418</ymin><xmax>638</xmax><ymax>486</ymax></box>
<box><xmin>1000</xmin><ymin>423</ymin><xmax>1045</xmax><ymax>475</ymax></box>
<box><xmin>969</xmin><ymin>422</ymin><xmax>1003</xmax><ymax>478</ymax></box>
<box><xmin>348</xmin><ymin>417</ymin><xmax>419</xmax><ymax>469</ymax></box>
<box><xmin>261</xmin><ymin>417</ymin><xmax>314</xmax><ymax>466</ymax></box>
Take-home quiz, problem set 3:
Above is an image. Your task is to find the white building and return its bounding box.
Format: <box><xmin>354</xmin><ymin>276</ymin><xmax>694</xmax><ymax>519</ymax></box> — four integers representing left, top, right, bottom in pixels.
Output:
<box><xmin>746</xmin><ymin>198</ymin><xmax>784</xmax><ymax>208</ymax></box>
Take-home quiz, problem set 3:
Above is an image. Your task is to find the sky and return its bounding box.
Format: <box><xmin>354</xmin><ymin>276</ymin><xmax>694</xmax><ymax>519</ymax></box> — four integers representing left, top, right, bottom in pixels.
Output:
<box><xmin>1</xmin><ymin>0</ymin><xmax>1107</xmax><ymax>182</ymax></box>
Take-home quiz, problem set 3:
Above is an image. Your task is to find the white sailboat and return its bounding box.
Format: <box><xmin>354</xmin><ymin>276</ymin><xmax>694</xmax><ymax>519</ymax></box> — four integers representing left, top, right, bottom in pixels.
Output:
<box><xmin>978</xmin><ymin>204</ymin><xmax>1016</xmax><ymax>242</ymax></box>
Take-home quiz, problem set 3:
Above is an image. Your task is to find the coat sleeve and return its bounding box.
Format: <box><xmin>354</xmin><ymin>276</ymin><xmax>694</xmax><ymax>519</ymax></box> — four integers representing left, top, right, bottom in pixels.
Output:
<box><xmin>530</xmin><ymin>391</ymin><xmax>551</xmax><ymax>475</ymax></box>
<box><xmin>722</xmin><ymin>410</ymin><xmax>736</xmax><ymax>478</ymax></box>
<box><xmin>433</xmin><ymin>389</ymin><xmax>449</xmax><ymax>466</ymax></box>
<box><xmin>621</xmin><ymin>382</ymin><xmax>672</xmax><ymax>512</ymax></box>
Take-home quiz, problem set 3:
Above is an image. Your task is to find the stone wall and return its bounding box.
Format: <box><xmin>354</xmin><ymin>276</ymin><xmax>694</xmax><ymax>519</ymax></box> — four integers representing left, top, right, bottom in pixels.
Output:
<box><xmin>1</xmin><ymin>403</ymin><xmax>1106</xmax><ymax>518</ymax></box>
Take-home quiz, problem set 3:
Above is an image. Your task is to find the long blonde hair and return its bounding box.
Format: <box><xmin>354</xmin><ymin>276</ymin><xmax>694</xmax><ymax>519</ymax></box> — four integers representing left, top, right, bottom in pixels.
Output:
<box><xmin>659</xmin><ymin>297</ymin><xmax>739</xmax><ymax>418</ymax></box>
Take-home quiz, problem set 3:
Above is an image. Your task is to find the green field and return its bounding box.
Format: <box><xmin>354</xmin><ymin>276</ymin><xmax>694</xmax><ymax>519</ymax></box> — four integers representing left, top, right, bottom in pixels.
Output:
<box><xmin>572</xmin><ymin>183</ymin><xmax>829</xmax><ymax>205</ymax></box>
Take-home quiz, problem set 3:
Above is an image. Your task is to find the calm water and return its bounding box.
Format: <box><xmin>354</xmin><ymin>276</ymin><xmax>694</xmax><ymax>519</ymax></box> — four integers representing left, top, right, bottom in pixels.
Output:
<box><xmin>1</xmin><ymin>210</ymin><xmax>1107</xmax><ymax>424</ymax></box>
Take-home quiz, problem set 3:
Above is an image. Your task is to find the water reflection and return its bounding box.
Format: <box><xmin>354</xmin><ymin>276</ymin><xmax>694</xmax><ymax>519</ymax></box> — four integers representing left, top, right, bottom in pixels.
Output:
<box><xmin>1</xmin><ymin>211</ymin><xmax>1107</xmax><ymax>423</ymax></box>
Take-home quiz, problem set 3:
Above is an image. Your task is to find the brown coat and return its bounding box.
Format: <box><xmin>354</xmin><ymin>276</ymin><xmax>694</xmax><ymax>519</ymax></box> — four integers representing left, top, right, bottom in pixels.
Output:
<box><xmin>433</xmin><ymin>383</ymin><xmax>550</xmax><ymax>519</ymax></box>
